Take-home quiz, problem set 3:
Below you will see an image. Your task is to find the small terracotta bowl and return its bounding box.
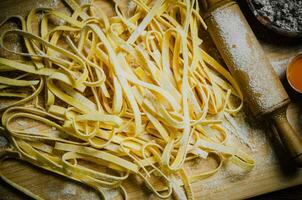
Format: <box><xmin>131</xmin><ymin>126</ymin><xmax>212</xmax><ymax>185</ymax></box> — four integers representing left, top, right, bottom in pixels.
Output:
<box><xmin>286</xmin><ymin>54</ymin><xmax>302</xmax><ymax>93</ymax></box>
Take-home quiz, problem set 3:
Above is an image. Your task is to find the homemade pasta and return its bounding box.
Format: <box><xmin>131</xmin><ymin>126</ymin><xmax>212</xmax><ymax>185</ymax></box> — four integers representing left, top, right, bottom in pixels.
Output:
<box><xmin>0</xmin><ymin>0</ymin><xmax>254</xmax><ymax>199</ymax></box>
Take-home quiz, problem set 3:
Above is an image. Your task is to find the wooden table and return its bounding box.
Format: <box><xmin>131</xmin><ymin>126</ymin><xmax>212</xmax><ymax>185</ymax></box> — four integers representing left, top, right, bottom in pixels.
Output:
<box><xmin>1</xmin><ymin>0</ymin><xmax>302</xmax><ymax>199</ymax></box>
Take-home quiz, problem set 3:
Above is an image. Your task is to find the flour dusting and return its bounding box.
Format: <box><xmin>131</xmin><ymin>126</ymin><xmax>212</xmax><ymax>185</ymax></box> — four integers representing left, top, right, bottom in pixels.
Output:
<box><xmin>223</xmin><ymin>112</ymin><xmax>252</xmax><ymax>149</ymax></box>
<box><xmin>26</xmin><ymin>127</ymin><xmax>39</xmax><ymax>134</ymax></box>
<box><xmin>15</xmin><ymin>118</ymin><xmax>29</xmax><ymax>126</ymax></box>
<box><xmin>50</xmin><ymin>0</ymin><xmax>60</xmax><ymax>8</ymax></box>
<box><xmin>62</xmin><ymin>184</ymin><xmax>77</xmax><ymax>196</ymax></box>
<box><xmin>127</xmin><ymin>1</ymin><xmax>137</xmax><ymax>15</ymax></box>
<box><xmin>79</xmin><ymin>0</ymin><xmax>91</xmax><ymax>4</ymax></box>
<box><xmin>0</xmin><ymin>136</ymin><xmax>8</xmax><ymax>147</ymax></box>
<box><xmin>270</xmin><ymin>58</ymin><xmax>290</xmax><ymax>76</ymax></box>
<box><xmin>105</xmin><ymin>189</ymin><xmax>120</xmax><ymax>199</ymax></box>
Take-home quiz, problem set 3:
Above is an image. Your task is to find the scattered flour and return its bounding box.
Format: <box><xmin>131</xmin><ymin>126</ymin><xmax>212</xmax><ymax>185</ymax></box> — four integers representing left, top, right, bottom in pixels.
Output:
<box><xmin>0</xmin><ymin>136</ymin><xmax>8</xmax><ymax>147</ymax></box>
<box><xmin>105</xmin><ymin>189</ymin><xmax>120</xmax><ymax>199</ymax></box>
<box><xmin>15</xmin><ymin>118</ymin><xmax>29</xmax><ymax>126</ymax></box>
<box><xmin>11</xmin><ymin>42</ymin><xmax>21</xmax><ymax>53</ymax></box>
<box><xmin>127</xmin><ymin>1</ymin><xmax>137</xmax><ymax>15</ymax></box>
<box><xmin>79</xmin><ymin>0</ymin><xmax>91</xmax><ymax>4</ymax></box>
<box><xmin>26</xmin><ymin>127</ymin><xmax>40</xmax><ymax>134</ymax></box>
<box><xmin>224</xmin><ymin>111</ymin><xmax>276</xmax><ymax>164</ymax></box>
<box><xmin>62</xmin><ymin>184</ymin><xmax>77</xmax><ymax>196</ymax></box>
<box><xmin>50</xmin><ymin>0</ymin><xmax>60</xmax><ymax>8</ymax></box>
<box><xmin>46</xmin><ymin>182</ymin><xmax>99</xmax><ymax>200</ymax></box>
<box><xmin>37</xmin><ymin>3</ymin><xmax>44</xmax><ymax>8</ymax></box>
<box><xmin>223</xmin><ymin>112</ymin><xmax>252</xmax><ymax>149</ymax></box>
<box><xmin>270</xmin><ymin>57</ymin><xmax>290</xmax><ymax>76</ymax></box>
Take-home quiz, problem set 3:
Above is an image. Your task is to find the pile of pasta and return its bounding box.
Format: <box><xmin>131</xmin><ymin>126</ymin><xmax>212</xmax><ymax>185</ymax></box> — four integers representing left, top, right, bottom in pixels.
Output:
<box><xmin>0</xmin><ymin>0</ymin><xmax>254</xmax><ymax>199</ymax></box>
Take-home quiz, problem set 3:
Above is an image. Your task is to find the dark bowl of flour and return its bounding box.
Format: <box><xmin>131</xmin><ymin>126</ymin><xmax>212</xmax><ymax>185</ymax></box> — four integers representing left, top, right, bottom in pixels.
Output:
<box><xmin>246</xmin><ymin>0</ymin><xmax>302</xmax><ymax>38</ymax></box>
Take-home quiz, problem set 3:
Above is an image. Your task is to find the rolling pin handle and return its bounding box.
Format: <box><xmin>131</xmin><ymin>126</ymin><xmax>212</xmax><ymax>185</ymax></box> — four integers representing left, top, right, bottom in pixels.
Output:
<box><xmin>272</xmin><ymin>108</ymin><xmax>302</xmax><ymax>167</ymax></box>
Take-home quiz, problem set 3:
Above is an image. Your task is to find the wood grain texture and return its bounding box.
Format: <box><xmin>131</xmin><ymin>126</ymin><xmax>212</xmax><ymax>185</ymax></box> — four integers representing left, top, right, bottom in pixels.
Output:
<box><xmin>0</xmin><ymin>0</ymin><xmax>302</xmax><ymax>200</ymax></box>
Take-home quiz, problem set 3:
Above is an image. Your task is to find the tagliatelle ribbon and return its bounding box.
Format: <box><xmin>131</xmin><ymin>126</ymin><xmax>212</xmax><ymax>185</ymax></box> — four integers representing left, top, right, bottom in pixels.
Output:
<box><xmin>0</xmin><ymin>0</ymin><xmax>254</xmax><ymax>200</ymax></box>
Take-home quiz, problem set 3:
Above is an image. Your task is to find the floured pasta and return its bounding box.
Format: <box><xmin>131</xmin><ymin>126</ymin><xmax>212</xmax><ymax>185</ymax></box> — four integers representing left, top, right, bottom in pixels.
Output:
<box><xmin>0</xmin><ymin>0</ymin><xmax>254</xmax><ymax>199</ymax></box>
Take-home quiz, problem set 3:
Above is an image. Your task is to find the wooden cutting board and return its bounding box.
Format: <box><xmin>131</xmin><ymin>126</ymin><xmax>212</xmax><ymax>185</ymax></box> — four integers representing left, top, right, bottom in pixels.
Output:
<box><xmin>1</xmin><ymin>0</ymin><xmax>302</xmax><ymax>199</ymax></box>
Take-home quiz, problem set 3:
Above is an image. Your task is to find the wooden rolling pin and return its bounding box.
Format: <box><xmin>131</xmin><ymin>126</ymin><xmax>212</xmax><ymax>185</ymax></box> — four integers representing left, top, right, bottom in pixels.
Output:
<box><xmin>201</xmin><ymin>0</ymin><xmax>302</xmax><ymax>166</ymax></box>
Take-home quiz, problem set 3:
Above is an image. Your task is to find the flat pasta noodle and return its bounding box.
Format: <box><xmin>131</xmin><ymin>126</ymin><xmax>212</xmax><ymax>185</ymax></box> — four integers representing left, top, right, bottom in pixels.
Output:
<box><xmin>0</xmin><ymin>0</ymin><xmax>254</xmax><ymax>199</ymax></box>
